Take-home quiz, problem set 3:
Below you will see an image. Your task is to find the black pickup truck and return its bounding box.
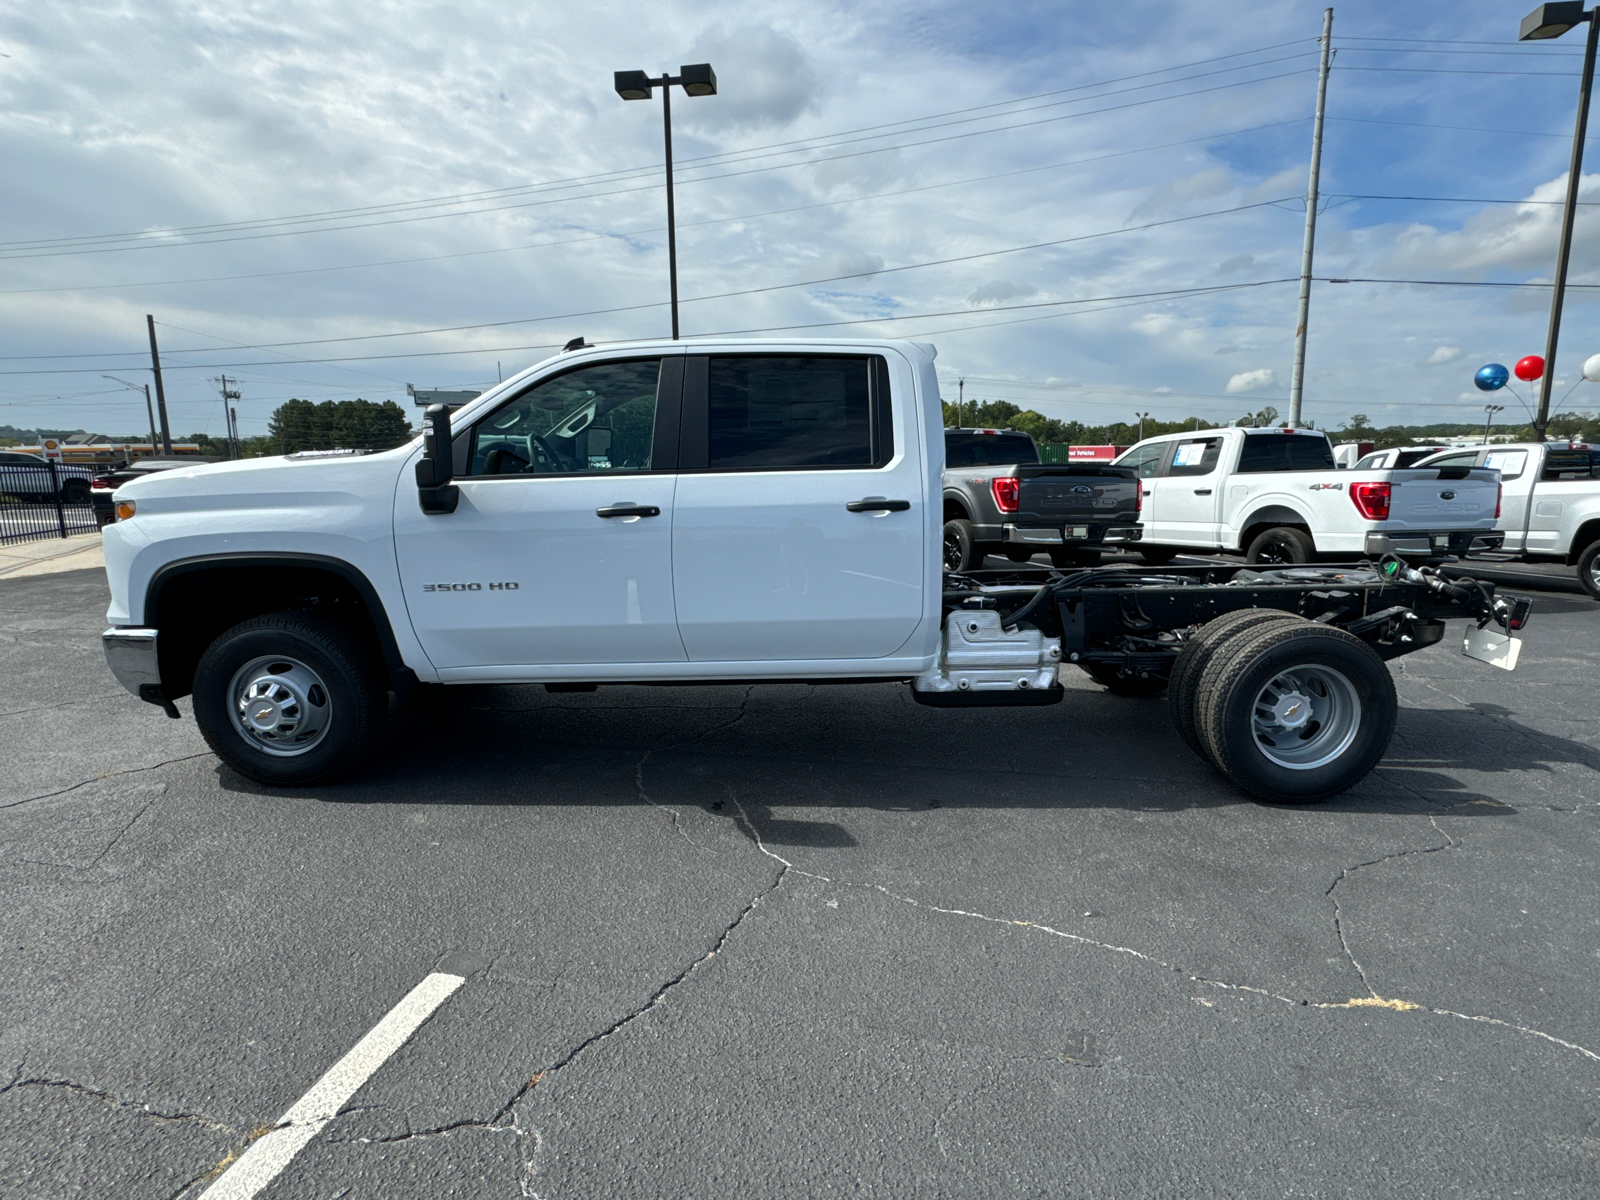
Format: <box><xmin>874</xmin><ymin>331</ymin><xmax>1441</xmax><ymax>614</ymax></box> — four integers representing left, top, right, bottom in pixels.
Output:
<box><xmin>942</xmin><ymin>428</ymin><xmax>1141</xmax><ymax>571</ymax></box>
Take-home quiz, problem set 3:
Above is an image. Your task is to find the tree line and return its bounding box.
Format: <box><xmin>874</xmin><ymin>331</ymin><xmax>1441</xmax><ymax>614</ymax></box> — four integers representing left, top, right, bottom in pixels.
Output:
<box><xmin>942</xmin><ymin>399</ymin><xmax>1600</xmax><ymax>449</ymax></box>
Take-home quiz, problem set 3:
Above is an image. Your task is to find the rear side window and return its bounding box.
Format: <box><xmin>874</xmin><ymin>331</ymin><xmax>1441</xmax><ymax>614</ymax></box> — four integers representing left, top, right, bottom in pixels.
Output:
<box><xmin>1353</xmin><ymin>453</ymin><xmax>1383</xmax><ymax>469</ymax></box>
<box><xmin>703</xmin><ymin>355</ymin><xmax>892</xmax><ymax>470</ymax></box>
<box><xmin>1542</xmin><ymin>449</ymin><xmax>1596</xmax><ymax>481</ymax></box>
<box><xmin>945</xmin><ymin>433</ymin><xmax>1038</xmax><ymax>467</ymax></box>
<box><xmin>1483</xmin><ymin>449</ymin><xmax>1528</xmax><ymax>480</ymax></box>
<box><xmin>1166</xmin><ymin>437</ymin><xmax>1223</xmax><ymax>477</ymax></box>
<box><xmin>1236</xmin><ymin>434</ymin><xmax>1336</xmax><ymax>473</ymax></box>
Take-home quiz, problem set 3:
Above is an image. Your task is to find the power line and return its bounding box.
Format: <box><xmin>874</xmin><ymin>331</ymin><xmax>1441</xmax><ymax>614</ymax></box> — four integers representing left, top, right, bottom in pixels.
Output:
<box><xmin>1328</xmin><ymin>192</ymin><xmax>1600</xmax><ymax>206</ymax></box>
<box><xmin>0</xmin><ymin>40</ymin><xmax>1316</xmax><ymax>255</ymax></box>
<box><xmin>0</xmin><ymin>199</ymin><xmax>1297</xmax><ymax>363</ymax></box>
<box><xmin>0</xmin><ymin>66</ymin><xmax>1317</xmax><ymax>263</ymax></box>
<box><xmin>0</xmin><ymin>118</ymin><xmax>1313</xmax><ymax>298</ymax></box>
<box><xmin>1328</xmin><ymin>114</ymin><xmax>1600</xmax><ymax>140</ymax></box>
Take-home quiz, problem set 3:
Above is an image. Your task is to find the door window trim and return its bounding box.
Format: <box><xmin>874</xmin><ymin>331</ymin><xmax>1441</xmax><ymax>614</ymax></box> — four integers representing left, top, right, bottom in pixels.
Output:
<box><xmin>676</xmin><ymin>353</ymin><xmax>897</xmax><ymax>474</ymax></box>
<box><xmin>455</xmin><ymin>355</ymin><xmax>683</xmax><ymax>480</ymax></box>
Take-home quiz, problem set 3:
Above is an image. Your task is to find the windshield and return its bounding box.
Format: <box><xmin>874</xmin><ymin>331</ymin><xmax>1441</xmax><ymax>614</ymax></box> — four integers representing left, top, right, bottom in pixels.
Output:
<box><xmin>945</xmin><ymin>432</ymin><xmax>1038</xmax><ymax>467</ymax></box>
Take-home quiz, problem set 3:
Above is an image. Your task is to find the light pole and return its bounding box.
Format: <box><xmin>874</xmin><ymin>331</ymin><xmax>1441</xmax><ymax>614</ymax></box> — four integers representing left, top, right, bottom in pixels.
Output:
<box><xmin>1519</xmin><ymin>3</ymin><xmax>1600</xmax><ymax>442</ymax></box>
<box><xmin>958</xmin><ymin>378</ymin><xmax>965</xmax><ymax>427</ymax></box>
<box><xmin>1483</xmin><ymin>403</ymin><xmax>1505</xmax><ymax>444</ymax></box>
<box><xmin>1135</xmin><ymin>411</ymin><xmax>1150</xmax><ymax>441</ymax></box>
<box><xmin>103</xmin><ymin>375</ymin><xmax>159</xmax><ymax>458</ymax></box>
<box><xmin>614</xmin><ymin>63</ymin><xmax>718</xmax><ymax>340</ymax></box>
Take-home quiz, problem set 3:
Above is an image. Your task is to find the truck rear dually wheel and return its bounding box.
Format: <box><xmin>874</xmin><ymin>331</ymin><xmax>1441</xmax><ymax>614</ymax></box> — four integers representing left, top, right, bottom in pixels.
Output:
<box><xmin>1191</xmin><ymin>622</ymin><xmax>1396</xmax><ymax>804</ymax></box>
<box><xmin>193</xmin><ymin>613</ymin><xmax>385</xmax><ymax>786</ymax></box>
<box><xmin>1167</xmin><ymin>608</ymin><xmax>1306</xmax><ymax>757</ymax></box>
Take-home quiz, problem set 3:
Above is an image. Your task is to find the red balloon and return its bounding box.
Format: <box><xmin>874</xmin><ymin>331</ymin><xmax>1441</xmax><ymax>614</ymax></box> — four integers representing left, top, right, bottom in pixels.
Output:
<box><xmin>1514</xmin><ymin>355</ymin><xmax>1545</xmax><ymax>381</ymax></box>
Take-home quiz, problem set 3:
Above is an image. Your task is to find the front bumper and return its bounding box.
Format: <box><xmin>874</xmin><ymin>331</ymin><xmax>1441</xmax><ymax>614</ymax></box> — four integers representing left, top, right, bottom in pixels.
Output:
<box><xmin>102</xmin><ymin>627</ymin><xmax>176</xmax><ymax>714</ymax></box>
<box><xmin>1364</xmin><ymin>530</ymin><xmax>1505</xmax><ymax>559</ymax></box>
<box><xmin>1002</xmin><ymin>523</ymin><xmax>1142</xmax><ymax>547</ymax></box>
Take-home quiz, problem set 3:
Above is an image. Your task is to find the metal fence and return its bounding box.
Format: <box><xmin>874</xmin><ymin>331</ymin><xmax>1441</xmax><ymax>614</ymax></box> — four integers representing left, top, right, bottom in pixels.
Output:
<box><xmin>0</xmin><ymin>462</ymin><xmax>101</xmax><ymax>545</ymax></box>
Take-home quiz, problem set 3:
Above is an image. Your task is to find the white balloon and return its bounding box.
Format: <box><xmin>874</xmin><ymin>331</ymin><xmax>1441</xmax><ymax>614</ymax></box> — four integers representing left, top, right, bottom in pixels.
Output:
<box><xmin>1583</xmin><ymin>353</ymin><xmax>1600</xmax><ymax>383</ymax></box>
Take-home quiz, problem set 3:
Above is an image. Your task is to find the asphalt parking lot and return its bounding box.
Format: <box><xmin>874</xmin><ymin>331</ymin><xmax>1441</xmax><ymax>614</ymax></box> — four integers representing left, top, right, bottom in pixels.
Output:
<box><xmin>2</xmin><ymin>566</ymin><xmax>1598</xmax><ymax>1199</ymax></box>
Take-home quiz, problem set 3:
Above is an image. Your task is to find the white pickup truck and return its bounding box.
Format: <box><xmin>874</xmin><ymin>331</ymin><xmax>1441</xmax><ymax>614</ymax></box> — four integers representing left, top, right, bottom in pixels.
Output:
<box><xmin>1114</xmin><ymin>427</ymin><xmax>1504</xmax><ymax>566</ymax></box>
<box><xmin>99</xmin><ymin>337</ymin><xmax>1532</xmax><ymax>804</ymax></box>
<box><xmin>1415</xmin><ymin>442</ymin><xmax>1600</xmax><ymax>599</ymax></box>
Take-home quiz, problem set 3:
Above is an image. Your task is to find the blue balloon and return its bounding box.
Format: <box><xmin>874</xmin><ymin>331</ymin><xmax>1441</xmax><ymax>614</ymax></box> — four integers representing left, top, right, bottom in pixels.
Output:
<box><xmin>1475</xmin><ymin>363</ymin><xmax>1509</xmax><ymax>392</ymax></box>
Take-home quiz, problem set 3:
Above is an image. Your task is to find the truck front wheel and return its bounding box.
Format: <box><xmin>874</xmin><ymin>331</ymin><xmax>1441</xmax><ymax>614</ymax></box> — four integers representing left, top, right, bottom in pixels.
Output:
<box><xmin>1577</xmin><ymin>538</ymin><xmax>1600</xmax><ymax>601</ymax></box>
<box><xmin>192</xmin><ymin>613</ymin><xmax>385</xmax><ymax>786</ymax></box>
<box><xmin>1191</xmin><ymin>623</ymin><xmax>1396</xmax><ymax>804</ymax></box>
<box><xmin>943</xmin><ymin>519</ymin><xmax>980</xmax><ymax>572</ymax></box>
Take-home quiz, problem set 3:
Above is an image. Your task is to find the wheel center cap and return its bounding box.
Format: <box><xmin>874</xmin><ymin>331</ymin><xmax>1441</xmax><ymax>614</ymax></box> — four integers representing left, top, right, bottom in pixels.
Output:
<box><xmin>1273</xmin><ymin>692</ymin><xmax>1312</xmax><ymax>729</ymax></box>
<box><xmin>245</xmin><ymin>696</ymin><xmax>282</xmax><ymax>731</ymax></box>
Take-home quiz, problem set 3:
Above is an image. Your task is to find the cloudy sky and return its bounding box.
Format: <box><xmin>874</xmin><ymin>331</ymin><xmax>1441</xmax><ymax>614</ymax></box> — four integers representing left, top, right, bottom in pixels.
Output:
<box><xmin>3</xmin><ymin>0</ymin><xmax>1600</xmax><ymax>440</ymax></box>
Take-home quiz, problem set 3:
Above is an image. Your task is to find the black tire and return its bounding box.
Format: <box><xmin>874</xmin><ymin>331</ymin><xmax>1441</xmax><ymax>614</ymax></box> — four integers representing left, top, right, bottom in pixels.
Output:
<box><xmin>1246</xmin><ymin>526</ymin><xmax>1314</xmax><ymax>565</ymax></box>
<box><xmin>1079</xmin><ymin>661</ymin><xmax>1169</xmax><ymax>696</ymax></box>
<box><xmin>1138</xmin><ymin>546</ymin><xmax>1177</xmax><ymax>565</ymax></box>
<box><xmin>60</xmin><ymin>478</ymin><xmax>91</xmax><ymax>505</ymax></box>
<box><xmin>1168</xmin><ymin>609</ymin><xmax>1306</xmax><ymax>758</ymax></box>
<box><xmin>943</xmin><ymin>519</ymin><xmax>979</xmax><ymax>572</ymax></box>
<box><xmin>192</xmin><ymin>613</ymin><xmax>386</xmax><ymax>786</ymax></box>
<box><xmin>1577</xmin><ymin>538</ymin><xmax>1600</xmax><ymax>602</ymax></box>
<box><xmin>1050</xmin><ymin>548</ymin><xmax>1102</xmax><ymax>569</ymax></box>
<box><xmin>1192</xmin><ymin>622</ymin><xmax>1397</xmax><ymax>804</ymax></box>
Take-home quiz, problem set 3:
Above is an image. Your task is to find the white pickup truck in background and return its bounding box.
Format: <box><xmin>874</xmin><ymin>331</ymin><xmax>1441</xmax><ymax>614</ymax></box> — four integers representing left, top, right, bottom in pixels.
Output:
<box><xmin>1114</xmin><ymin>427</ymin><xmax>1504</xmax><ymax>565</ymax></box>
<box><xmin>1415</xmin><ymin>442</ymin><xmax>1600</xmax><ymax>599</ymax></box>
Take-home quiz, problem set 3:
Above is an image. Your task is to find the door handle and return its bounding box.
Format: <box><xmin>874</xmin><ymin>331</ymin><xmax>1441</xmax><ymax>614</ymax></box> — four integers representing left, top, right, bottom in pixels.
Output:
<box><xmin>595</xmin><ymin>503</ymin><xmax>660</xmax><ymax>518</ymax></box>
<box><xmin>1193</xmin><ymin>488</ymin><xmax>1213</xmax><ymax>495</ymax></box>
<box><xmin>846</xmin><ymin>497</ymin><xmax>911</xmax><ymax>513</ymax></box>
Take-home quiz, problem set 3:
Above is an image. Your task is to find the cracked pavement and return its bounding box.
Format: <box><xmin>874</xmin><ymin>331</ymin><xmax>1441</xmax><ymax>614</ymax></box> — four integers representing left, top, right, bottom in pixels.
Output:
<box><xmin>2</xmin><ymin>568</ymin><xmax>1598</xmax><ymax>1198</ymax></box>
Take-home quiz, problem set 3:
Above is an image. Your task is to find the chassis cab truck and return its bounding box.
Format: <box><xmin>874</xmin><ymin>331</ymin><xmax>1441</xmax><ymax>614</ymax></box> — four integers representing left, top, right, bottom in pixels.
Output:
<box><xmin>101</xmin><ymin>339</ymin><xmax>1532</xmax><ymax>804</ymax></box>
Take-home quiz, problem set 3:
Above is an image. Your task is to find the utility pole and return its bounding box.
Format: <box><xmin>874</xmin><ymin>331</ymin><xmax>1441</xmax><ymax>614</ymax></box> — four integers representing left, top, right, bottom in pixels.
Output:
<box><xmin>215</xmin><ymin>375</ymin><xmax>241</xmax><ymax>458</ymax></box>
<box><xmin>958</xmin><ymin>378</ymin><xmax>965</xmax><ymax>427</ymax></box>
<box><xmin>146</xmin><ymin>314</ymin><xmax>173</xmax><ymax>455</ymax></box>
<box><xmin>142</xmin><ymin>385</ymin><xmax>157</xmax><ymax>456</ymax></box>
<box><xmin>1288</xmin><ymin>7</ymin><xmax>1335</xmax><ymax>430</ymax></box>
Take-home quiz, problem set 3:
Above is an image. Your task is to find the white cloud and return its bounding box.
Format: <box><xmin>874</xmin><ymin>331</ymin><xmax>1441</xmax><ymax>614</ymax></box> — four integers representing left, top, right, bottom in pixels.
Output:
<box><xmin>1215</xmin><ymin>254</ymin><xmax>1254</xmax><ymax>276</ymax></box>
<box><xmin>1243</xmin><ymin>165</ymin><xmax>1305</xmax><ymax>206</ymax></box>
<box><xmin>1128</xmin><ymin>166</ymin><xmax>1232</xmax><ymax>221</ymax></box>
<box><xmin>1384</xmin><ymin>172</ymin><xmax>1600</xmax><ymax>275</ymax></box>
<box><xmin>1418</xmin><ymin>346</ymin><xmax>1463</xmax><ymax>367</ymax></box>
<box><xmin>678</xmin><ymin>25</ymin><xmax>821</xmax><ymax>132</ymax></box>
<box><xmin>1226</xmin><ymin>368</ymin><xmax>1278</xmax><ymax>394</ymax></box>
<box><xmin>967</xmin><ymin>281</ymin><xmax>1038</xmax><ymax>307</ymax></box>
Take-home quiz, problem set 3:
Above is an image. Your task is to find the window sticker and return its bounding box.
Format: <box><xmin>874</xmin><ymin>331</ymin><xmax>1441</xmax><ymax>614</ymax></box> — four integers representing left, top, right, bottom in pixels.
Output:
<box><xmin>1173</xmin><ymin>442</ymin><xmax>1207</xmax><ymax>467</ymax></box>
<box><xmin>1483</xmin><ymin>449</ymin><xmax>1527</xmax><ymax>480</ymax></box>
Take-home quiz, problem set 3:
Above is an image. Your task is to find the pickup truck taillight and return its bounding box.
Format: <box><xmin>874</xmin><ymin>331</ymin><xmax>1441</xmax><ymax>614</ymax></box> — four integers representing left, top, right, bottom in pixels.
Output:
<box><xmin>992</xmin><ymin>476</ymin><xmax>1020</xmax><ymax>514</ymax></box>
<box><xmin>1496</xmin><ymin>483</ymin><xmax>1502</xmax><ymax>519</ymax></box>
<box><xmin>1350</xmin><ymin>481</ymin><xmax>1391</xmax><ymax>521</ymax></box>
<box><xmin>91</xmin><ymin>477</ymin><xmax>114</xmax><ymax>491</ymax></box>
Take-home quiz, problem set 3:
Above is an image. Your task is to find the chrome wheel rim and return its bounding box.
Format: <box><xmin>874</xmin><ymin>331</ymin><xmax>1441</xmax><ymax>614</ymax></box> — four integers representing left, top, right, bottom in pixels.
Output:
<box><xmin>228</xmin><ymin>654</ymin><xmax>333</xmax><ymax>757</ymax></box>
<box><xmin>1250</xmin><ymin>664</ymin><xmax>1360</xmax><ymax>770</ymax></box>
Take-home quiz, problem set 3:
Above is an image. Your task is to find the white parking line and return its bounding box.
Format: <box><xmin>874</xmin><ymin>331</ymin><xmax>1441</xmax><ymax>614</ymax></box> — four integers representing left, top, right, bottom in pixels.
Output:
<box><xmin>201</xmin><ymin>970</ymin><xmax>466</xmax><ymax>1200</ymax></box>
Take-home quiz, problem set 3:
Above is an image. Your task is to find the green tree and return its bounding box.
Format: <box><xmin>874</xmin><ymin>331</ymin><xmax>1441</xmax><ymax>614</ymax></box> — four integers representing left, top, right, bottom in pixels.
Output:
<box><xmin>264</xmin><ymin>398</ymin><xmax>415</xmax><ymax>455</ymax></box>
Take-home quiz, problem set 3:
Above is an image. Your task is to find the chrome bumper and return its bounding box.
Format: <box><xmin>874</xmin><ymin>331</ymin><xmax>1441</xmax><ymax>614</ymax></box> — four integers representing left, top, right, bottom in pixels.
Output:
<box><xmin>1002</xmin><ymin>524</ymin><xmax>1142</xmax><ymax>546</ymax></box>
<box><xmin>1364</xmin><ymin>531</ymin><xmax>1506</xmax><ymax>558</ymax></box>
<box><xmin>102</xmin><ymin>627</ymin><xmax>161</xmax><ymax>696</ymax></box>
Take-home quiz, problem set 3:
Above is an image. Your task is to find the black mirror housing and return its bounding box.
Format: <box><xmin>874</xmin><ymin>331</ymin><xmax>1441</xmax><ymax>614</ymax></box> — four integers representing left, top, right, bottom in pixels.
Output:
<box><xmin>417</xmin><ymin>403</ymin><xmax>459</xmax><ymax>513</ymax></box>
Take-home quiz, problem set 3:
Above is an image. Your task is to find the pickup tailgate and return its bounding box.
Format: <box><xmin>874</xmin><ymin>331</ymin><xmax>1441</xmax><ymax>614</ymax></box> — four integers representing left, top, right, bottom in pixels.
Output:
<box><xmin>1013</xmin><ymin>465</ymin><xmax>1139</xmax><ymax>523</ymax></box>
<box><xmin>1383</xmin><ymin>467</ymin><xmax>1500</xmax><ymax>529</ymax></box>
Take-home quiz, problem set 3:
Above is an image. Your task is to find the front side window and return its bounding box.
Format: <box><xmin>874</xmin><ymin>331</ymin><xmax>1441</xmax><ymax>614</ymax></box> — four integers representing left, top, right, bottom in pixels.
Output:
<box><xmin>1236</xmin><ymin>434</ymin><xmax>1337</xmax><ymax>473</ymax></box>
<box><xmin>1166</xmin><ymin>437</ymin><xmax>1223</xmax><ymax>477</ymax></box>
<box><xmin>1114</xmin><ymin>442</ymin><xmax>1168</xmax><ymax>479</ymax></box>
<box><xmin>468</xmin><ymin>359</ymin><xmax>660</xmax><ymax>477</ymax></box>
<box><xmin>1427</xmin><ymin>452</ymin><xmax>1478</xmax><ymax>469</ymax></box>
<box><xmin>706</xmin><ymin>356</ymin><xmax>888</xmax><ymax>470</ymax></box>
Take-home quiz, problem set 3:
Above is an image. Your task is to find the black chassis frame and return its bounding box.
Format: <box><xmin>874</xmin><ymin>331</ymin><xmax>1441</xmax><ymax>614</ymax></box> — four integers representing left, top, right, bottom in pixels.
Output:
<box><xmin>943</xmin><ymin>560</ymin><xmax>1519</xmax><ymax>680</ymax></box>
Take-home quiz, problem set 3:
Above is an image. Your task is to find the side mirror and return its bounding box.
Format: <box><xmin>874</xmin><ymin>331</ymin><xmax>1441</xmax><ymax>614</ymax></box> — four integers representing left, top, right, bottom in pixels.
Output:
<box><xmin>415</xmin><ymin>403</ymin><xmax>459</xmax><ymax>514</ymax></box>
